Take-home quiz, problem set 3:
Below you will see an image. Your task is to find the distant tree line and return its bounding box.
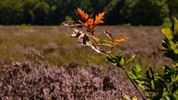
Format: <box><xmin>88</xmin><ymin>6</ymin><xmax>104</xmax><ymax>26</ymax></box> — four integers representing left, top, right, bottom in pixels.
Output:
<box><xmin>0</xmin><ymin>0</ymin><xmax>177</xmax><ymax>25</ymax></box>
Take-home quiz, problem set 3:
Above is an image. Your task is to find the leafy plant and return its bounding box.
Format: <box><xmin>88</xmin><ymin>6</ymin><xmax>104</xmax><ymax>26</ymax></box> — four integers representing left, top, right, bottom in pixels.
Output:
<box><xmin>64</xmin><ymin>8</ymin><xmax>178</xmax><ymax>100</ymax></box>
<box><xmin>162</xmin><ymin>17</ymin><xmax>178</xmax><ymax>63</ymax></box>
<box><xmin>64</xmin><ymin>8</ymin><xmax>145</xmax><ymax>100</ymax></box>
<box><xmin>129</xmin><ymin>17</ymin><xmax>178</xmax><ymax>100</ymax></box>
<box><xmin>63</xmin><ymin>8</ymin><xmax>128</xmax><ymax>54</ymax></box>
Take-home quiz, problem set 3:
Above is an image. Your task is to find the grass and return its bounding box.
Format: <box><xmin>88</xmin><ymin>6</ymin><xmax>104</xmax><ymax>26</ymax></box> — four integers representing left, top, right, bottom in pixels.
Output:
<box><xmin>0</xmin><ymin>25</ymin><xmax>173</xmax><ymax>99</ymax></box>
<box><xmin>0</xmin><ymin>26</ymin><xmax>106</xmax><ymax>67</ymax></box>
<box><xmin>0</xmin><ymin>25</ymin><xmax>172</xmax><ymax>70</ymax></box>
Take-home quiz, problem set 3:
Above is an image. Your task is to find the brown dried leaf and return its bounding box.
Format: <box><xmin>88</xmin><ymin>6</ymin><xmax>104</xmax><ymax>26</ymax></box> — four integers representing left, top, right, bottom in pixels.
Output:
<box><xmin>63</xmin><ymin>21</ymin><xmax>81</xmax><ymax>27</ymax></box>
<box><xmin>104</xmin><ymin>30</ymin><xmax>113</xmax><ymax>40</ymax></box>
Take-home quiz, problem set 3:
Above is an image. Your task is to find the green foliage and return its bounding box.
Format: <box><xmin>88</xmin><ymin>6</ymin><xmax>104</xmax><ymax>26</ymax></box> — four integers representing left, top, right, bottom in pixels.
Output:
<box><xmin>77</xmin><ymin>13</ymin><xmax>178</xmax><ymax>99</ymax></box>
<box><xmin>106</xmin><ymin>54</ymin><xmax>135</xmax><ymax>68</ymax></box>
<box><xmin>129</xmin><ymin>64</ymin><xmax>145</xmax><ymax>89</ymax></box>
<box><xmin>104</xmin><ymin>0</ymin><xmax>126</xmax><ymax>24</ymax></box>
<box><xmin>168</xmin><ymin>0</ymin><xmax>178</xmax><ymax>18</ymax></box>
<box><xmin>32</xmin><ymin>1</ymin><xmax>50</xmax><ymax>24</ymax></box>
<box><xmin>79</xmin><ymin>0</ymin><xmax>110</xmax><ymax>13</ymax></box>
<box><xmin>162</xmin><ymin>17</ymin><xmax>178</xmax><ymax>62</ymax></box>
<box><xmin>0</xmin><ymin>0</ymin><xmax>177</xmax><ymax>25</ymax></box>
<box><xmin>129</xmin><ymin>17</ymin><xmax>178</xmax><ymax>99</ymax></box>
<box><xmin>104</xmin><ymin>0</ymin><xmax>170</xmax><ymax>25</ymax></box>
<box><xmin>64</xmin><ymin>5</ymin><xmax>178</xmax><ymax>99</ymax></box>
<box><xmin>0</xmin><ymin>0</ymin><xmax>24</xmax><ymax>24</ymax></box>
<box><xmin>124</xmin><ymin>0</ymin><xmax>169</xmax><ymax>25</ymax></box>
<box><xmin>0</xmin><ymin>0</ymin><xmax>79</xmax><ymax>25</ymax></box>
<box><xmin>106</xmin><ymin>55</ymin><xmax>125</xmax><ymax>68</ymax></box>
<box><xmin>162</xmin><ymin>17</ymin><xmax>172</xmax><ymax>28</ymax></box>
<box><xmin>129</xmin><ymin>65</ymin><xmax>178</xmax><ymax>99</ymax></box>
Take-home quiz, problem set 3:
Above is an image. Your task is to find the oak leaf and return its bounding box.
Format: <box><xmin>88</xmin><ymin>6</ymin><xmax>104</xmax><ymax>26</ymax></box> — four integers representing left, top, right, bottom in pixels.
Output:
<box><xmin>84</xmin><ymin>18</ymin><xmax>95</xmax><ymax>32</ymax></box>
<box><xmin>94</xmin><ymin>12</ymin><xmax>105</xmax><ymax>25</ymax></box>
<box><xmin>76</xmin><ymin>8</ymin><xmax>89</xmax><ymax>22</ymax></box>
<box><xmin>114</xmin><ymin>36</ymin><xmax>128</xmax><ymax>43</ymax></box>
<box><xmin>90</xmin><ymin>36</ymin><xmax>101</xmax><ymax>42</ymax></box>
<box><xmin>102</xmin><ymin>36</ymin><xmax>128</xmax><ymax>47</ymax></box>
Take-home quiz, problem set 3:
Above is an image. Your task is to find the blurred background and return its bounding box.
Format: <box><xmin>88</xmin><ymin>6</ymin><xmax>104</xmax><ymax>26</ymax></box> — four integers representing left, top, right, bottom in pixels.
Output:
<box><xmin>0</xmin><ymin>0</ymin><xmax>175</xmax><ymax>69</ymax></box>
<box><xmin>0</xmin><ymin>0</ymin><xmax>177</xmax><ymax>98</ymax></box>
<box><xmin>0</xmin><ymin>0</ymin><xmax>177</xmax><ymax>25</ymax></box>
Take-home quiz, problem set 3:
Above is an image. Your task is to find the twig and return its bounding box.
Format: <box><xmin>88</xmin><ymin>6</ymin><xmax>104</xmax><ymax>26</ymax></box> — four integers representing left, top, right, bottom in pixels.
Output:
<box><xmin>121</xmin><ymin>67</ymin><xmax>146</xmax><ymax>100</ymax></box>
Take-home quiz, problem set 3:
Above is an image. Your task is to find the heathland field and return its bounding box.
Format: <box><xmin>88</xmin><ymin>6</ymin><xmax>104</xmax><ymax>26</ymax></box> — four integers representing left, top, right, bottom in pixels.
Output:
<box><xmin>0</xmin><ymin>26</ymin><xmax>171</xmax><ymax>69</ymax></box>
<box><xmin>0</xmin><ymin>26</ymin><xmax>172</xmax><ymax>99</ymax></box>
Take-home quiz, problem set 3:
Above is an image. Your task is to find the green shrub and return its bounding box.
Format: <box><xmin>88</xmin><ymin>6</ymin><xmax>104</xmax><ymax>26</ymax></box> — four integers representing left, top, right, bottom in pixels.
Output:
<box><xmin>168</xmin><ymin>0</ymin><xmax>178</xmax><ymax>18</ymax></box>
<box><xmin>129</xmin><ymin>17</ymin><xmax>178</xmax><ymax>99</ymax></box>
<box><xmin>0</xmin><ymin>0</ymin><xmax>177</xmax><ymax>25</ymax></box>
<box><xmin>0</xmin><ymin>0</ymin><xmax>24</xmax><ymax>25</ymax></box>
<box><xmin>125</xmin><ymin>0</ymin><xmax>169</xmax><ymax>25</ymax></box>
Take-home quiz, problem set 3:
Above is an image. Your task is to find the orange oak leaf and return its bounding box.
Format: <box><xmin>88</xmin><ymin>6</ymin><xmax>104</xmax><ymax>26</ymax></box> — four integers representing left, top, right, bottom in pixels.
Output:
<box><xmin>114</xmin><ymin>36</ymin><xmax>128</xmax><ymax>43</ymax></box>
<box><xmin>76</xmin><ymin>8</ymin><xmax>89</xmax><ymax>22</ymax></box>
<box><xmin>101</xmin><ymin>36</ymin><xmax>128</xmax><ymax>47</ymax></box>
<box><xmin>84</xmin><ymin>18</ymin><xmax>95</xmax><ymax>32</ymax></box>
<box><xmin>94</xmin><ymin>12</ymin><xmax>105</xmax><ymax>25</ymax></box>
<box><xmin>76</xmin><ymin>8</ymin><xmax>105</xmax><ymax>34</ymax></box>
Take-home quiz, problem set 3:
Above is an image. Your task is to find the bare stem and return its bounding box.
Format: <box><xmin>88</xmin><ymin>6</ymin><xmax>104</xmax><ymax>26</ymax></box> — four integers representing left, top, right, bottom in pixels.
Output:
<box><xmin>121</xmin><ymin>67</ymin><xmax>146</xmax><ymax>100</ymax></box>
